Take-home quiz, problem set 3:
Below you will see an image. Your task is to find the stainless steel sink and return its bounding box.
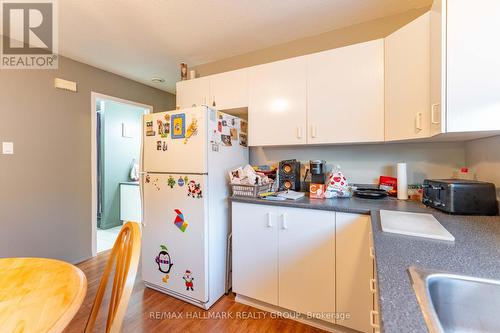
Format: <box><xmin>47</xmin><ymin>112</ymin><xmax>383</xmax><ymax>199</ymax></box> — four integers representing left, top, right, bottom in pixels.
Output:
<box><xmin>409</xmin><ymin>266</ymin><xmax>500</xmax><ymax>333</ymax></box>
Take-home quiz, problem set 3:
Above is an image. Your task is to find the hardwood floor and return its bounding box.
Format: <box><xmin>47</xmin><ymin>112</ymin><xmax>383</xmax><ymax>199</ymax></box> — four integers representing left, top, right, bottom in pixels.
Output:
<box><xmin>65</xmin><ymin>251</ymin><xmax>324</xmax><ymax>332</ymax></box>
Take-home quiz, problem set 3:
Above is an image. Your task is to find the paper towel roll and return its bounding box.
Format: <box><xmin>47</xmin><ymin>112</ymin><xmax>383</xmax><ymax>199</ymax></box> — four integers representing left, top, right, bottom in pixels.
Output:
<box><xmin>397</xmin><ymin>163</ymin><xmax>408</xmax><ymax>200</ymax></box>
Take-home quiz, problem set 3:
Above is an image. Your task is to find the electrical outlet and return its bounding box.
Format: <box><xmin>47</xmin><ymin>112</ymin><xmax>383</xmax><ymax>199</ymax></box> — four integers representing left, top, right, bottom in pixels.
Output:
<box><xmin>2</xmin><ymin>142</ymin><xmax>14</xmax><ymax>154</ymax></box>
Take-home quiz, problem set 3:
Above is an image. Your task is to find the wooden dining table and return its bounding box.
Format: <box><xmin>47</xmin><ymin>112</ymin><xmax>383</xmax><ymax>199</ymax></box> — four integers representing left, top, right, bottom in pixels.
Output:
<box><xmin>0</xmin><ymin>258</ymin><xmax>87</xmax><ymax>333</ymax></box>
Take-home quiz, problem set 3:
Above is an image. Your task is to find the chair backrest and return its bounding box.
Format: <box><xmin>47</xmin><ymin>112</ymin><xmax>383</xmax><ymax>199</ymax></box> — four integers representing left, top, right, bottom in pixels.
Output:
<box><xmin>85</xmin><ymin>222</ymin><xmax>141</xmax><ymax>333</ymax></box>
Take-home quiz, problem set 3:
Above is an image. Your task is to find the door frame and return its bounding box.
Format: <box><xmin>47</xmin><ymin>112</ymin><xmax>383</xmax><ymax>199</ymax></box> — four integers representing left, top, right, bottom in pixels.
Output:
<box><xmin>91</xmin><ymin>92</ymin><xmax>152</xmax><ymax>257</ymax></box>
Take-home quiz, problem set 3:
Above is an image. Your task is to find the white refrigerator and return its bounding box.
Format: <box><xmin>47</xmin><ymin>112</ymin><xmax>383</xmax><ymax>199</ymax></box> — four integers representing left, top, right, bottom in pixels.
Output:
<box><xmin>141</xmin><ymin>106</ymin><xmax>248</xmax><ymax>309</ymax></box>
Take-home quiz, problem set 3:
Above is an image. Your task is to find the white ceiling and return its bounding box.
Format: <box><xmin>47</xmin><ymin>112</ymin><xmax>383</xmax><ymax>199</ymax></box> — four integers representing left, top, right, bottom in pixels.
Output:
<box><xmin>59</xmin><ymin>0</ymin><xmax>430</xmax><ymax>93</ymax></box>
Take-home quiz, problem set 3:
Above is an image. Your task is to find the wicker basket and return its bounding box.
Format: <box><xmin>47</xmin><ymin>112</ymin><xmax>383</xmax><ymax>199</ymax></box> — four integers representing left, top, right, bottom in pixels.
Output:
<box><xmin>231</xmin><ymin>182</ymin><xmax>274</xmax><ymax>198</ymax></box>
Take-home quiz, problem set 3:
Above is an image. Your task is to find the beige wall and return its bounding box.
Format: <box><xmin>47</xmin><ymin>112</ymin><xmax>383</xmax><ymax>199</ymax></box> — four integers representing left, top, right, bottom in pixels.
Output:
<box><xmin>251</xmin><ymin>142</ymin><xmax>466</xmax><ymax>185</ymax></box>
<box><xmin>465</xmin><ymin>135</ymin><xmax>500</xmax><ymax>197</ymax></box>
<box><xmin>0</xmin><ymin>55</ymin><xmax>175</xmax><ymax>263</ymax></box>
<box><xmin>193</xmin><ymin>7</ymin><xmax>430</xmax><ymax>76</ymax></box>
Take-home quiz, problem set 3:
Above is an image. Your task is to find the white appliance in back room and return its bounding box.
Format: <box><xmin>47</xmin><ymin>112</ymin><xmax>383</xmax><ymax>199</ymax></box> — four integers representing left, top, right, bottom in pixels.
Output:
<box><xmin>141</xmin><ymin>106</ymin><xmax>248</xmax><ymax>309</ymax></box>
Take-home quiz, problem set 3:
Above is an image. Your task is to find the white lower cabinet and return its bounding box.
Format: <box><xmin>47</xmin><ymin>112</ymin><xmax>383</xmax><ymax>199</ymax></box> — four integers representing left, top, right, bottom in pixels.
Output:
<box><xmin>336</xmin><ymin>212</ymin><xmax>374</xmax><ymax>333</ymax></box>
<box><xmin>232</xmin><ymin>202</ymin><xmax>373</xmax><ymax>331</ymax></box>
<box><xmin>232</xmin><ymin>203</ymin><xmax>335</xmax><ymax>321</ymax></box>
<box><xmin>232</xmin><ymin>204</ymin><xmax>279</xmax><ymax>305</ymax></box>
<box><xmin>278</xmin><ymin>207</ymin><xmax>335</xmax><ymax>323</ymax></box>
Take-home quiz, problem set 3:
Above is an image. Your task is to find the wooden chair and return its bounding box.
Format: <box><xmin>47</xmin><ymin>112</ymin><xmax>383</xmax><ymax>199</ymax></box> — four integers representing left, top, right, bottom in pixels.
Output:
<box><xmin>85</xmin><ymin>222</ymin><xmax>141</xmax><ymax>333</ymax></box>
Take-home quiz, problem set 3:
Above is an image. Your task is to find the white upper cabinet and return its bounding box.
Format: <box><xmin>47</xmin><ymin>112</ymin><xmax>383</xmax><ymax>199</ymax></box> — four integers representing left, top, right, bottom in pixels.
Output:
<box><xmin>431</xmin><ymin>0</ymin><xmax>500</xmax><ymax>134</ymax></box>
<box><xmin>176</xmin><ymin>77</ymin><xmax>210</xmax><ymax>109</ymax></box>
<box><xmin>430</xmin><ymin>0</ymin><xmax>446</xmax><ymax>136</ymax></box>
<box><xmin>248</xmin><ymin>57</ymin><xmax>307</xmax><ymax>146</ymax></box>
<box><xmin>307</xmin><ymin>39</ymin><xmax>384</xmax><ymax>144</ymax></box>
<box><xmin>209</xmin><ymin>69</ymin><xmax>248</xmax><ymax>110</ymax></box>
<box><xmin>445</xmin><ymin>0</ymin><xmax>500</xmax><ymax>132</ymax></box>
<box><xmin>385</xmin><ymin>13</ymin><xmax>431</xmax><ymax>141</ymax></box>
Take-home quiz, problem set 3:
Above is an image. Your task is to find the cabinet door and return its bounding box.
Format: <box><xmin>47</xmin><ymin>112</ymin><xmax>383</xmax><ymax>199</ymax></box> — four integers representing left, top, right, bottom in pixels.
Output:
<box><xmin>210</xmin><ymin>69</ymin><xmax>248</xmax><ymax>110</ymax></box>
<box><xmin>278</xmin><ymin>207</ymin><xmax>335</xmax><ymax>323</ymax></box>
<box><xmin>430</xmin><ymin>0</ymin><xmax>446</xmax><ymax>136</ymax></box>
<box><xmin>446</xmin><ymin>0</ymin><xmax>500</xmax><ymax>132</ymax></box>
<box><xmin>336</xmin><ymin>213</ymin><xmax>373</xmax><ymax>333</ymax></box>
<box><xmin>176</xmin><ymin>77</ymin><xmax>210</xmax><ymax>109</ymax></box>
<box><xmin>385</xmin><ymin>13</ymin><xmax>431</xmax><ymax>141</ymax></box>
<box><xmin>248</xmin><ymin>57</ymin><xmax>307</xmax><ymax>146</ymax></box>
<box><xmin>307</xmin><ymin>40</ymin><xmax>384</xmax><ymax>144</ymax></box>
<box><xmin>232</xmin><ymin>203</ymin><xmax>279</xmax><ymax>305</ymax></box>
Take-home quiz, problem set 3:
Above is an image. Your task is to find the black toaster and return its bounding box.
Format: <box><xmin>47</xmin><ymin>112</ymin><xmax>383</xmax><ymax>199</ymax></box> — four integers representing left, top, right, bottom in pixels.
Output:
<box><xmin>422</xmin><ymin>179</ymin><xmax>498</xmax><ymax>215</ymax></box>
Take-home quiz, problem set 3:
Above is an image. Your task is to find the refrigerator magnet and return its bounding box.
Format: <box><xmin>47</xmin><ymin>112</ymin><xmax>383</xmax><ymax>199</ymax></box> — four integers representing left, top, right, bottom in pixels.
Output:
<box><xmin>156</xmin><ymin>141</ymin><xmax>162</xmax><ymax>151</ymax></box>
<box><xmin>221</xmin><ymin>134</ymin><xmax>232</xmax><ymax>146</ymax></box>
<box><xmin>156</xmin><ymin>245</ymin><xmax>173</xmax><ymax>274</ymax></box>
<box><xmin>174</xmin><ymin>209</ymin><xmax>188</xmax><ymax>232</ymax></box>
<box><xmin>162</xmin><ymin>141</ymin><xmax>168</xmax><ymax>151</ymax></box>
<box><xmin>187</xmin><ymin>180</ymin><xmax>203</xmax><ymax>199</ymax></box>
<box><xmin>171</xmin><ymin>113</ymin><xmax>186</xmax><ymax>139</ymax></box>
<box><xmin>157</xmin><ymin>120</ymin><xmax>164</xmax><ymax>137</ymax></box>
<box><xmin>161</xmin><ymin>122</ymin><xmax>170</xmax><ymax>138</ymax></box>
<box><xmin>167</xmin><ymin>175</ymin><xmax>176</xmax><ymax>188</ymax></box>
<box><xmin>239</xmin><ymin>133</ymin><xmax>248</xmax><ymax>147</ymax></box>
<box><xmin>183</xmin><ymin>270</ymin><xmax>194</xmax><ymax>291</ymax></box>
<box><xmin>145</xmin><ymin>120</ymin><xmax>155</xmax><ymax>136</ymax></box>
<box><xmin>240</xmin><ymin>120</ymin><xmax>248</xmax><ymax>134</ymax></box>
<box><xmin>177</xmin><ymin>177</ymin><xmax>185</xmax><ymax>187</ymax></box>
<box><xmin>148</xmin><ymin>177</ymin><xmax>160</xmax><ymax>191</ymax></box>
<box><xmin>184</xmin><ymin>118</ymin><xmax>198</xmax><ymax>144</ymax></box>
<box><xmin>230</xmin><ymin>128</ymin><xmax>238</xmax><ymax>140</ymax></box>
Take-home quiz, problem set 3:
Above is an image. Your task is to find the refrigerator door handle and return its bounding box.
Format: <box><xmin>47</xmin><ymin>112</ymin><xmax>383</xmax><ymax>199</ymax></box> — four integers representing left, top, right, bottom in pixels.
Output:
<box><xmin>140</xmin><ymin>172</ymin><xmax>146</xmax><ymax>227</ymax></box>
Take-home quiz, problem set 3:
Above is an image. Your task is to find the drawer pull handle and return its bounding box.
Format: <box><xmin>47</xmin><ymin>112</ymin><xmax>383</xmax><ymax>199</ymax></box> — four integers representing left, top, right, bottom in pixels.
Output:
<box><xmin>281</xmin><ymin>214</ymin><xmax>288</xmax><ymax>230</ymax></box>
<box><xmin>266</xmin><ymin>212</ymin><xmax>273</xmax><ymax>228</ymax></box>
<box><xmin>296</xmin><ymin>127</ymin><xmax>302</xmax><ymax>139</ymax></box>
<box><xmin>431</xmin><ymin>103</ymin><xmax>440</xmax><ymax>124</ymax></box>
<box><xmin>370</xmin><ymin>278</ymin><xmax>377</xmax><ymax>293</ymax></box>
<box><xmin>370</xmin><ymin>310</ymin><xmax>380</xmax><ymax>328</ymax></box>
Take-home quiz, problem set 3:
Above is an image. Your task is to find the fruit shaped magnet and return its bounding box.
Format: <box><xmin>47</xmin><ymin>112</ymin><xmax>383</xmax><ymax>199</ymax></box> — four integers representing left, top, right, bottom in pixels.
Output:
<box><xmin>167</xmin><ymin>175</ymin><xmax>176</xmax><ymax>188</ymax></box>
<box><xmin>155</xmin><ymin>245</ymin><xmax>173</xmax><ymax>274</ymax></box>
<box><xmin>174</xmin><ymin>209</ymin><xmax>188</xmax><ymax>232</ymax></box>
<box><xmin>183</xmin><ymin>270</ymin><xmax>194</xmax><ymax>291</ymax></box>
<box><xmin>187</xmin><ymin>180</ymin><xmax>203</xmax><ymax>199</ymax></box>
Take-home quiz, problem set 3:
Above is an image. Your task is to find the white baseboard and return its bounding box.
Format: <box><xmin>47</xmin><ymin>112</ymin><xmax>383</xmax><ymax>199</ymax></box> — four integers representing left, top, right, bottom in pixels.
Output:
<box><xmin>235</xmin><ymin>294</ymin><xmax>360</xmax><ymax>333</ymax></box>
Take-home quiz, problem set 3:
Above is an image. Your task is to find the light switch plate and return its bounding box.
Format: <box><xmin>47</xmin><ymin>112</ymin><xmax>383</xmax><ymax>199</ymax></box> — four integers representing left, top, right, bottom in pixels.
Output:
<box><xmin>2</xmin><ymin>142</ymin><xmax>14</xmax><ymax>154</ymax></box>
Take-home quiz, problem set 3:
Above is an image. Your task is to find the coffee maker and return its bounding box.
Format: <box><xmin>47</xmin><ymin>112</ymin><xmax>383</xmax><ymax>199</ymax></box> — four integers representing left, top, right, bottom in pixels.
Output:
<box><xmin>310</xmin><ymin>160</ymin><xmax>326</xmax><ymax>184</ymax></box>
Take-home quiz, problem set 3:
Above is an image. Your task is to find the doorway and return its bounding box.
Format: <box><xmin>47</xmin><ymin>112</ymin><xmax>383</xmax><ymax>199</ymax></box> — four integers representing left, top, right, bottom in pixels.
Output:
<box><xmin>91</xmin><ymin>93</ymin><xmax>152</xmax><ymax>255</ymax></box>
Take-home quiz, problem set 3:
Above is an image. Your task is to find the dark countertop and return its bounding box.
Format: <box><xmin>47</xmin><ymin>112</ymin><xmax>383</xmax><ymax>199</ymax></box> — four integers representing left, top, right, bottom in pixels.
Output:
<box><xmin>230</xmin><ymin>195</ymin><xmax>500</xmax><ymax>333</ymax></box>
